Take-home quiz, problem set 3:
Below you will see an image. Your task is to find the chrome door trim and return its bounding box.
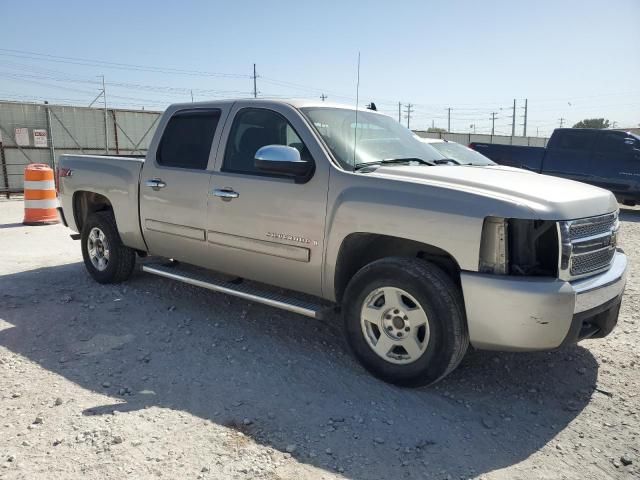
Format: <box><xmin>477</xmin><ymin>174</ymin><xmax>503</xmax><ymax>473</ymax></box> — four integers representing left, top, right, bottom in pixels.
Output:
<box><xmin>145</xmin><ymin>219</ymin><xmax>205</xmax><ymax>241</ymax></box>
<box><xmin>207</xmin><ymin>230</ymin><xmax>310</xmax><ymax>262</ymax></box>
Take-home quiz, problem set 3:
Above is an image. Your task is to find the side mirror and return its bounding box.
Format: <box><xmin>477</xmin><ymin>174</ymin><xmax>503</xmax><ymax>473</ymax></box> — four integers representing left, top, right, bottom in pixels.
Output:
<box><xmin>254</xmin><ymin>145</ymin><xmax>312</xmax><ymax>179</ymax></box>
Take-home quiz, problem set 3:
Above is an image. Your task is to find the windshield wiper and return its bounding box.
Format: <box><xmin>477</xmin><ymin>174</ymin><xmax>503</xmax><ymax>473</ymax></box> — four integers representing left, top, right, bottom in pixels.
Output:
<box><xmin>432</xmin><ymin>158</ymin><xmax>460</xmax><ymax>165</ymax></box>
<box><xmin>354</xmin><ymin>157</ymin><xmax>433</xmax><ymax>171</ymax></box>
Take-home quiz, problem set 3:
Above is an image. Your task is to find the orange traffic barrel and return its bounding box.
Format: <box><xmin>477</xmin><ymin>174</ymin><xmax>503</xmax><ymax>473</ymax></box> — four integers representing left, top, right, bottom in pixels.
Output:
<box><xmin>23</xmin><ymin>163</ymin><xmax>59</xmax><ymax>225</ymax></box>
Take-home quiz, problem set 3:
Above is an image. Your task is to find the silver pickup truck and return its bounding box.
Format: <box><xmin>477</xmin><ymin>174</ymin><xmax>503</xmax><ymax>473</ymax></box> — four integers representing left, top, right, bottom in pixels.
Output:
<box><xmin>57</xmin><ymin>99</ymin><xmax>627</xmax><ymax>386</ymax></box>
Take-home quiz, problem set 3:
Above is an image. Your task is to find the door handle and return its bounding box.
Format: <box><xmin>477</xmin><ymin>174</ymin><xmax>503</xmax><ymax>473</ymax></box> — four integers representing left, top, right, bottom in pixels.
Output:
<box><xmin>213</xmin><ymin>188</ymin><xmax>239</xmax><ymax>200</ymax></box>
<box><xmin>145</xmin><ymin>179</ymin><xmax>166</xmax><ymax>190</ymax></box>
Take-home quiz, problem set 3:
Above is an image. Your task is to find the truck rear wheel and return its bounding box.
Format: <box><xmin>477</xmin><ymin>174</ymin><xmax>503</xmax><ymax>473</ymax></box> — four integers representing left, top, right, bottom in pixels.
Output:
<box><xmin>81</xmin><ymin>211</ymin><xmax>136</xmax><ymax>284</ymax></box>
<box><xmin>342</xmin><ymin>257</ymin><xmax>468</xmax><ymax>387</ymax></box>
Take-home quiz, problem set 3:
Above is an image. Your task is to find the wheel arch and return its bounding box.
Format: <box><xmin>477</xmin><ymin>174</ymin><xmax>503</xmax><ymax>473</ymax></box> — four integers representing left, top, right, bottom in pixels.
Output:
<box><xmin>333</xmin><ymin>233</ymin><xmax>461</xmax><ymax>304</ymax></box>
<box><xmin>73</xmin><ymin>190</ymin><xmax>114</xmax><ymax>234</ymax></box>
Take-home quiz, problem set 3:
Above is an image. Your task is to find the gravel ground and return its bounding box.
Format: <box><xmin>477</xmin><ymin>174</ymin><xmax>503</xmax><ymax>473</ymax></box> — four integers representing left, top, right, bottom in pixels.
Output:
<box><xmin>0</xmin><ymin>198</ymin><xmax>638</xmax><ymax>480</ymax></box>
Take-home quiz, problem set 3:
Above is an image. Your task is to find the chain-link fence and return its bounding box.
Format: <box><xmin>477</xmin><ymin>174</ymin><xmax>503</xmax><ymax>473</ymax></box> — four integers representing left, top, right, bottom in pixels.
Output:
<box><xmin>0</xmin><ymin>100</ymin><xmax>161</xmax><ymax>197</ymax></box>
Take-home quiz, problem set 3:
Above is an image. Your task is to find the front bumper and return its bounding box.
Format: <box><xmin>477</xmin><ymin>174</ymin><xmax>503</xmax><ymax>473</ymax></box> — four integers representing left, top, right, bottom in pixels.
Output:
<box><xmin>460</xmin><ymin>250</ymin><xmax>627</xmax><ymax>351</ymax></box>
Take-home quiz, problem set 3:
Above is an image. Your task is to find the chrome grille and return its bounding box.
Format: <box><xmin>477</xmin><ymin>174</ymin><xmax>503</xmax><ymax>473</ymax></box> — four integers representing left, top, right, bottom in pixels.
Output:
<box><xmin>569</xmin><ymin>213</ymin><xmax>616</xmax><ymax>240</ymax></box>
<box><xmin>570</xmin><ymin>248</ymin><xmax>616</xmax><ymax>276</ymax></box>
<box><xmin>559</xmin><ymin>212</ymin><xmax>619</xmax><ymax>280</ymax></box>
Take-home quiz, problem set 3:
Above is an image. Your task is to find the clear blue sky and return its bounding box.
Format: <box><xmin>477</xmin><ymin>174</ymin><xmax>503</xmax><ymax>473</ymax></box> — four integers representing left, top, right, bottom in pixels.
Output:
<box><xmin>0</xmin><ymin>0</ymin><xmax>638</xmax><ymax>136</ymax></box>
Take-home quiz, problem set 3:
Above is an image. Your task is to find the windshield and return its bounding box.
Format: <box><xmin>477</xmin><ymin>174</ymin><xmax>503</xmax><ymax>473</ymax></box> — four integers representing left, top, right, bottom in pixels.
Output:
<box><xmin>429</xmin><ymin>141</ymin><xmax>495</xmax><ymax>166</ymax></box>
<box><xmin>301</xmin><ymin>107</ymin><xmax>447</xmax><ymax>170</ymax></box>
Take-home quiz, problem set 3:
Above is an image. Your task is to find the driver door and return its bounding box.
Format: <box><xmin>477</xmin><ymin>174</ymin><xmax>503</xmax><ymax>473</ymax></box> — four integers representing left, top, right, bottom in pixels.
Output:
<box><xmin>206</xmin><ymin>103</ymin><xmax>330</xmax><ymax>297</ymax></box>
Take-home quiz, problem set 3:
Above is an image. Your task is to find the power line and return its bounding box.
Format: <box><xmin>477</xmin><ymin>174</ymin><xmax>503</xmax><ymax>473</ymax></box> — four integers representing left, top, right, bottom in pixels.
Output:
<box><xmin>0</xmin><ymin>48</ymin><xmax>250</xmax><ymax>78</ymax></box>
<box><xmin>1</xmin><ymin>48</ymin><xmax>636</xmax><ymax>129</ymax></box>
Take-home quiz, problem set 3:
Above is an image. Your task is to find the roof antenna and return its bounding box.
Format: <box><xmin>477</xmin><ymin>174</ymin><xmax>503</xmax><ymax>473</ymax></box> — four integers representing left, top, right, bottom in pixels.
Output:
<box><xmin>352</xmin><ymin>51</ymin><xmax>361</xmax><ymax>168</ymax></box>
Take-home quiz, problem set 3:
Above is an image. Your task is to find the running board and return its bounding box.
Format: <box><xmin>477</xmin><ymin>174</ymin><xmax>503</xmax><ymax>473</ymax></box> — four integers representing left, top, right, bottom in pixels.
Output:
<box><xmin>142</xmin><ymin>264</ymin><xmax>331</xmax><ymax>319</ymax></box>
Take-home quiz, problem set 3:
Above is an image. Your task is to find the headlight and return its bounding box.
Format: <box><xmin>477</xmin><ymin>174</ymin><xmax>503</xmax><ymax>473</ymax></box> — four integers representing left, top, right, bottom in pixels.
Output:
<box><xmin>479</xmin><ymin>217</ymin><xmax>559</xmax><ymax>276</ymax></box>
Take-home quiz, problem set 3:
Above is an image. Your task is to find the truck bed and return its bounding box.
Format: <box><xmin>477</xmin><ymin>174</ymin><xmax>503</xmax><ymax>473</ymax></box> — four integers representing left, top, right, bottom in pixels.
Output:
<box><xmin>57</xmin><ymin>154</ymin><xmax>146</xmax><ymax>251</ymax></box>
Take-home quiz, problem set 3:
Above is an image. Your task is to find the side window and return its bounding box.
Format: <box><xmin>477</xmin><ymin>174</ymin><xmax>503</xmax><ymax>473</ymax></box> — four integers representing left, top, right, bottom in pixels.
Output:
<box><xmin>554</xmin><ymin>131</ymin><xmax>594</xmax><ymax>151</ymax></box>
<box><xmin>157</xmin><ymin>109</ymin><xmax>221</xmax><ymax>170</ymax></box>
<box><xmin>595</xmin><ymin>132</ymin><xmax>629</xmax><ymax>154</ymax></box>
<box><xmin>222</xmin><ymin>108</ymin><xmax>310</xmax><ymax>175</ymax></box>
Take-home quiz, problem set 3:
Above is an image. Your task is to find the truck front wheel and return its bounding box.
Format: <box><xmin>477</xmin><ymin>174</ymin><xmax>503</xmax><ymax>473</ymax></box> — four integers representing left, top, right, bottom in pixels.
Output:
<box><xmin>343</xmin><ymin>257</ymin><xmax>468</xmax><ymax>387</ymax></box>
<box><xmin>81</xmin><ymin>211</ymin><xmax>136</xmax><ymax>284</ymax></box>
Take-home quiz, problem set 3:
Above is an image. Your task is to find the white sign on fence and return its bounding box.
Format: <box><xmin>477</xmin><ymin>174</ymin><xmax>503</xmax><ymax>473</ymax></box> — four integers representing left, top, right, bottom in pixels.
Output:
<box><xmin>15</xmin><ymin>127</ymin><xmax>29</xmax><ymax>146</ymax></box>
<box><xmin>33</xmin><ymin>129</ymin><xmax>48</xmax><ymax>148</ymax></box>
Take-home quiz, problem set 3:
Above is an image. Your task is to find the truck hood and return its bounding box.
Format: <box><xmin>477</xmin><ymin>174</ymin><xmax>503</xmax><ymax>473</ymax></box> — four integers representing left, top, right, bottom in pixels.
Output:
<box><xmin>369</xmin><ymin>164</ymin><xmax>618</xmax><ymax>220</ymax></box>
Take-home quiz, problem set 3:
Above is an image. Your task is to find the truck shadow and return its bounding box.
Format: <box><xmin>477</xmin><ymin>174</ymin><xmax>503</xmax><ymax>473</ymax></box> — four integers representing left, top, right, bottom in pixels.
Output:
<box><xmin>0</xmin><ymin>262</ymin><xmax>601</xmax><ymax>479</ymax></box>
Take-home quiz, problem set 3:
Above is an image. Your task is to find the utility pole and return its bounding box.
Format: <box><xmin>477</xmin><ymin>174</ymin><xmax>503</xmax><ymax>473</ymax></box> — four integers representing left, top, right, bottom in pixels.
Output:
<box><xmin>511</xmin><ymin>99</ymin><xmax>516</xmax><ymax>137</ymax></box>
<box><xmin>521</xmin><ymin>98</ymin><xmax>528</xmax><ymax>136</ymax></box>
<box><xmin>431</xmin><ymin>119</ymin><xmax>435</xmax><ymax>129</ymax></box>
<box><xmin>559</xmin><ymin>117</ymin><xmax>565</xmax><ymax>128</ymax></box>
<box><xmin>447</xmin><ymin>108</ymin><xmax>451</xmax><ymax>132</ymax></box>
<box><xmin>320</xmin><ymin>93</ymin><xmax>327</xmax><ymax>101</ymax></box>
<box><xmin>398</xmin><ymin>102</ymin><xmax>402</xmax><ymax>123</ymax></box>
<box><xmin>190</xmin><ymin>90</ymin><xmax>194</xmax><ymax>102</ymax></box>
<box><xmin>490</xmin><ymin>112</ymin><xmax>497</xmax><ymax>135</ymax></box>
<box><xmin>404</xmin><ymin>103</ymin><xmax>414</xmax><ymax>129</ymax></box>
<box><xmin>252</xmin><ymin>63</ymin><xmax>258</xmax><ymax>98</ymax></box>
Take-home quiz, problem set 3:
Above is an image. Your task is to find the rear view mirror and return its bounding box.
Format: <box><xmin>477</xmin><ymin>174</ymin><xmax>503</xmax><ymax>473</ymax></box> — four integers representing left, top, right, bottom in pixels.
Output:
<box><xmin>254</xmin><ymin>145</ymin><xmax>312</xmax><ymax>179</ymax></box>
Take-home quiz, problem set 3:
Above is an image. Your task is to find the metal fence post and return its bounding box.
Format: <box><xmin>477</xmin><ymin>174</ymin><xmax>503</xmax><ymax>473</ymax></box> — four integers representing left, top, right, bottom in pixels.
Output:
<box><xmin>0</xmin><ymin>140</ymin><xmax>9</xmax><ymax>199</ymax></box>
<box><xmin>112</xmin><ymin>109</ymin><xmax>120</xmax><ymax>155</ymax></box>
<box><xmin>44</xmin><ymin>101</ymin><xmax>57</xmax><ymax>170</ymax></box>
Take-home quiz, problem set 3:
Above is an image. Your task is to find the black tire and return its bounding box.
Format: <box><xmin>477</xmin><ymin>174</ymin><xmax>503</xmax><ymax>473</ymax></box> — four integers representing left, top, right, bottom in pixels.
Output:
<box><xmin>81</xmin><ymin>211</ymin><xmax>136</xmax><ymax>284</ymax></box>
<box><xmin>342</xmin><ymin>257</ymin><xmax>468</xmax><ymax>387</ymax></box>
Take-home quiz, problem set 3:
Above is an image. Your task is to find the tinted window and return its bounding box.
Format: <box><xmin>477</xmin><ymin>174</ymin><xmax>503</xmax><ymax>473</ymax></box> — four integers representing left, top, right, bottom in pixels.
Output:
<box><xmin>595</xmin><ymin>132</ymin><xmax>628</xmax><ymax>154</ymax></box>
<box><xmin>552</xmin><ymin>131</ymin><xmax>594</xmax><ymax>151</ymax></box>
<box><xmin>223</xmin><ymin>108</ymin><xmax>310</xmax><ymax>175</ymax></box>
<box><xmin>157</xmin><ymin>110</ymin><xmax>221</xmax><ymax>169</ymax></box>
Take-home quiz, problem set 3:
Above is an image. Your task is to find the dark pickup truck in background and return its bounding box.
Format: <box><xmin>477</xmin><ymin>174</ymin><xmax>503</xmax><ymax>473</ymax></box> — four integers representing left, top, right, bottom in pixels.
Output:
<box><xmin>470</xmin><ymin>129</ymin><xmax>640</xmax><ymax>205</ymax></box>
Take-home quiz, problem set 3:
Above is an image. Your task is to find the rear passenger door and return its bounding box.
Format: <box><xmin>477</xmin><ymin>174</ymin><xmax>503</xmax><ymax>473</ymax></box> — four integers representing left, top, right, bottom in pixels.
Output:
<box><xmin>139</xmin><ymin>107</ymin><xmax>229</xmax><ymax>265</ymax></box>
<box><xmin>206</xmin><ymin>103</ymin><xmax>330</xmax><ymax>297</ymax></box>
<box><xmin>543</xmin><ymin>130</ymin><xmax>595</xmax><ymax>184</ymax></box>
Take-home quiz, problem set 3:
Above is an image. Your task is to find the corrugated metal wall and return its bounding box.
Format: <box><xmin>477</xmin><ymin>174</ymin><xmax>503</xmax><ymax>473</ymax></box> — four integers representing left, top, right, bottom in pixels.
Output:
<box><xmin>0</xmin><ymin>101</ymin><xmax>161</xmax><ymax>194</ymax></box>
<box><xmin>414</xmin><ymin>131</ymin><xmax>549</xmax><ymax>147</ymax></box>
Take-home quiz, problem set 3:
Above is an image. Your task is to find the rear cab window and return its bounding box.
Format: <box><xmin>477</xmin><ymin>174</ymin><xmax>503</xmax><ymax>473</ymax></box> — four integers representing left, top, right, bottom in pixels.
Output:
<box><xmin>157</xmin><ymin>109</ymin><xmax>221</xmax><ymax>170</ymax></box>
<box><xmin>549</xmin><ymin>130</ymin><xmax>595</xmax><ymax>151</ymax></box>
